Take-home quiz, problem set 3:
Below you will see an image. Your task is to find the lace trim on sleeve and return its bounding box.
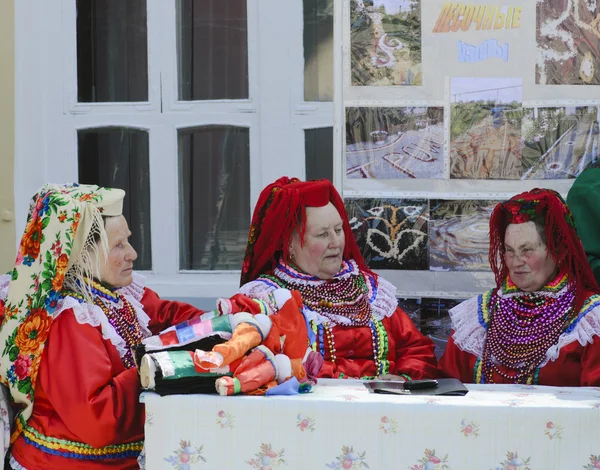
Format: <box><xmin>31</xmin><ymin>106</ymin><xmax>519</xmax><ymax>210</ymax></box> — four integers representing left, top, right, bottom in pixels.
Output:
<box><xmin>368</xmin><ymin>275</ymin><xmax>398</xmax><ymax>322</ymax></box>
<box><xmin>53</xmin><ymin>297</ymin><xmax>130</xmax><ymax>358</ymax></box>
<box><xmin>542</xmin><ymin>298</ymin><xmax>600</xmax><ymax>366</ymax></box>
<box><xmin>448</xmin><ymin>295</ymin><xmax>487</xmax><ymax>358</ymax></box>
<box><xmin>238</xmin><ymin>278</ymin><xmax>281</xmax><ymax>297</ymax></box>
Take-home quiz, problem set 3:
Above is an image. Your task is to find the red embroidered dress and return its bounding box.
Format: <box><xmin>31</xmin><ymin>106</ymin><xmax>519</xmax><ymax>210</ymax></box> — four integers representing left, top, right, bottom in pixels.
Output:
<box><xmin>439</xmin><ymin>274</ymin><xmax>600</xmax><ymax>386</ymax></box>
<box><xmin>1</xmin><ymin>274</ymin><xmax>202</xmax><ymax>470</ymax></box>
<box><xmin>240</xmin><ymin>259</ymin><xmax>439</xmax><ymax>380</ymax></box>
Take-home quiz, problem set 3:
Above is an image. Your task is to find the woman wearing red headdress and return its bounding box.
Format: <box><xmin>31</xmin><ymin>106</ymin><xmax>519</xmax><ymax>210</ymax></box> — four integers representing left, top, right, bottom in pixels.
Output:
<box><xmin>238</xmin><ymin>177</ymin><xmax>438</xmax><ymax>380</ymax></box>
<box><xmin>439</xmin><ymin>188</ymin><xmax>600</xmax><ymax>386</ymax></box>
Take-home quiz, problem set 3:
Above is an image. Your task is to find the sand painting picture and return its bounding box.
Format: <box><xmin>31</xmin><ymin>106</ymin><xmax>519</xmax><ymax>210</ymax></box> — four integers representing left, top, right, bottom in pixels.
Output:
<box><xmin>429</xmin><ymin>199</ymin><xmax>499</xmax><ymax>271</ymax></box>
<box><xmin>346</xmin><ymin>197</ymin><xmax>429</xmax><ymax>270</ymax></box>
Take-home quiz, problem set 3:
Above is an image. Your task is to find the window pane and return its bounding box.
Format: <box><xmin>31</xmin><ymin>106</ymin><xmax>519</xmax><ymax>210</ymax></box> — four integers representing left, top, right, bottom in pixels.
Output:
<box><xmin>303</xmin><ymin>0</ymin><xmax>333</xmax><ymax>101</ymax></box>
<box><xmin>305</xmin><ymin>127</ymin><xmax>333</xmax><ymax>181</ymax></box>
<box><xmin>76</xmin><ymin>0</ymin><xmax>148</xmax><ymax>102</ymax></box>
<box><xmin>177</xmin><ymin>0</ymin><xmax>249</xmax><ymax>100</ymax></box>
<box><xmin>78</xmin><ymin>127</ymin><xmax>152</xmax><ymax>270</ymax></box>
<box><xmin>178</xmin><ymin>126</ymin><xmax>250</xmax><ymax>270</ymax></box>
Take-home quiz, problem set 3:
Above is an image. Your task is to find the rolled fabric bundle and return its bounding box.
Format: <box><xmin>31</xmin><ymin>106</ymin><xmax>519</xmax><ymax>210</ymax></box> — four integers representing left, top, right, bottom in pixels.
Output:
<box><xmin>140</xmin><ymin>349</ymin><xmax>237</xmax><ymax>396</ymax></box>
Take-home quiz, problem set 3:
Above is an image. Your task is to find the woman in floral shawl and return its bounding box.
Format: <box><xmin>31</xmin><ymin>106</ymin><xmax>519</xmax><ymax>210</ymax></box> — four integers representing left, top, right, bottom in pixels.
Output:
<box><xmin>0</xmin><ymin>184</ymin><xmax>204</xmax><ymax>469</ymax></box>
<box><xmin>439</xmin><ymin>188</ymin><xmax>600</xmax><ymax>386</ymax></box>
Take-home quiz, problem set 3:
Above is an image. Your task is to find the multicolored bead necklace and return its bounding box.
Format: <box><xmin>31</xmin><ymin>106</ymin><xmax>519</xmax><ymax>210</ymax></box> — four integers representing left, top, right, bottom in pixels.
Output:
<box><xmin>265</xmin><ymin>261</ymin><xmax>373</xmax><ymax>326</ymax></box>
<box><xmin>310</xmin><ymin>317</ymin><xmax>389</xmax><ymax>376</ymax></box>
<box><xmin>481</xmin><ymin>286</ymin><xmax>575</xmax><ymax>384</ymax></box>
<box><xmin>61</xmin><ymin>279</ymin><xmax>144</xmax><ymax>369</ymax></box>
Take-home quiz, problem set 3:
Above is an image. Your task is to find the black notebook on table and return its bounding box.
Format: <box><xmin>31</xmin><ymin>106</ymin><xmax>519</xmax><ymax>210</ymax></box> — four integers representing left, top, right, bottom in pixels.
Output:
<box><xmin>364</xmin><ymin>378</ymin><xmax>469</xmax><ymax>396</ymax></box>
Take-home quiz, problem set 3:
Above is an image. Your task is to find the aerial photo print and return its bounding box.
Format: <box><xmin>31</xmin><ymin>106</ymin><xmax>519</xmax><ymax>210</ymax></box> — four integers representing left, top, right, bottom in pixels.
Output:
<box><xmin>346</xmin><ymin>106</ymin><xmax>444</xmax><ymax>179</ymax></box>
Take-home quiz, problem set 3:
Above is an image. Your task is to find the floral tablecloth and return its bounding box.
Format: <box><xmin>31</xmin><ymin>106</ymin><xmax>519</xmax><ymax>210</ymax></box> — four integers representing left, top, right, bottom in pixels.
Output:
<box><xmin>141</xmin><ymin>379</ymin><xmax>600</xmax><ymax>470</ymax></box>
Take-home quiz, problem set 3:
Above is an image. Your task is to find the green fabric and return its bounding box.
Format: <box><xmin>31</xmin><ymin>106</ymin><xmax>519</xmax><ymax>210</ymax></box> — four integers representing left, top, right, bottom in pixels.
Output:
<box><xmin>211</xmin><ymin>315</ymin><xmax>232</xmax><ymax>333</ymax></box>
<box><xmin>162</xmin><ymin>351</ymin><xmax>224</xmax><ymax>380</ymax></box>
<box><xmin>165</xmin><ymin>351</ymin><xmax>197</xmax><ymax>379</ymax></box>
<box><xmin>567</xmin><ymin>168</ymin><xmax>600</xmax><ymax>285</ymax></box>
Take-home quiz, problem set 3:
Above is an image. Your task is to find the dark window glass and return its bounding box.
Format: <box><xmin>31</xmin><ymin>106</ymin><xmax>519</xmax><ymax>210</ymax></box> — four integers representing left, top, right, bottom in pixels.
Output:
<box><xmin>178</xmin><ymin>126</ymin><xmax>250</xmax><ymax>270</ymax></box>
<box><xmin>178</xmin><ymin>0</ymin><xmax>249</xmax><ymax>100</ymax></box>
<box><xmin>78</xmin><ymin>127</ymin><xmax>152</xmax><ymax>270</ymax></box>
<box><xmin>305</xmin><ymin>127</ymin><xmax>333</xmax><ymax>181</ymax></box>
<box><xmin>76</xmin><ymin>0</ymin><xmax>149</xmax><ymax>102</ymax></box>
<box><xmin>303</xmin><ymin>0</ymin><xmax>333</xmax><ymax>101</ymax></box>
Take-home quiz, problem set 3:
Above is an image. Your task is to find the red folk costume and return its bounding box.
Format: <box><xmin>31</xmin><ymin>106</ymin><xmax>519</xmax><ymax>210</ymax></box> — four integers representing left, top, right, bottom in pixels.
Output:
<box><xmin>439</xmin><ymin>188</ymin><xmax>600</xmax><ymax>386</ymax></box>
<box><xmin>239</xmin><ymin>177</ymin><xmax>438</xmax><ymax>380</ymax></box>
<box><xmin>0</xmin><ymin>184</ymin><xmax>203</xmax><ymax>470</ymax></box>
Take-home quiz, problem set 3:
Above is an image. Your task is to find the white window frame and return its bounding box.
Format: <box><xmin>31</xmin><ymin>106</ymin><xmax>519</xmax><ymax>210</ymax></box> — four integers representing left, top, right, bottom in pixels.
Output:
<box><xmin>15</xmin><ymin>0</ymin><xmax>334</xmax><ymax>299</ymax></box>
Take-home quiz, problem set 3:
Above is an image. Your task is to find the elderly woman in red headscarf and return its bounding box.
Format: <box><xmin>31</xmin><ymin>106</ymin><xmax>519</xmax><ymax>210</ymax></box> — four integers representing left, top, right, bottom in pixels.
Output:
<box><xmin>439</xmin><ymin>188</ymin><xmax>600</xmax><ymax>386</ymax></box>
<box><xmin>238</xmin><ymin>177</ymin><xmax>439</xmax><ymax>380</ymax></box>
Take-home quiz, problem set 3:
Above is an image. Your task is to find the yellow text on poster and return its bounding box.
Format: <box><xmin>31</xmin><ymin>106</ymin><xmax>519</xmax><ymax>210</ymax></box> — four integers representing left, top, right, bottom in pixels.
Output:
<box><xmin>433</xmin><ymin>4</ymin><xmax>522</xmax><ymax>33</ymax></box>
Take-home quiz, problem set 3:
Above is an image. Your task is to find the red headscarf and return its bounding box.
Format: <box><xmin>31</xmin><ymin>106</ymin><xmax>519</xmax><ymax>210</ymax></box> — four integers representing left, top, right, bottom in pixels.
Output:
<box><xmin>240</xmin><ymin>177</ymin><xmax>373</xmax><ymax>286</ymax></box>
<box><xmin>489</xmin><ymin>188</ymin><xmax>599</xmax><ymax>311</ymax></box>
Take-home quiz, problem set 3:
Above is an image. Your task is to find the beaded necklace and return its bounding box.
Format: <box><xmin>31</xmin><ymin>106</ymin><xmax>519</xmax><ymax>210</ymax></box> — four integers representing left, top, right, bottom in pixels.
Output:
<box><xmin>268</xmin><ymin>259</ymin><xmax>389</xmax><ymax>377</ymax></box>
<box><xmin>310</xmin><ymin>318</ymin><xmax>386</xmax><ymax>375</ymax></box>
<box><xmin>264</xmin><ymin>260</ymin><xmax>373</xmax><ymax>327</ymax></box>
<box><xmin>481</xmin><ymin>282</ymin><xmax>576</xmax><ymax>384</ymax></box>
<box><xmin>61</xmin><ymin>279</ymin><xmax>144</xmax><ymax>369</ymax></box>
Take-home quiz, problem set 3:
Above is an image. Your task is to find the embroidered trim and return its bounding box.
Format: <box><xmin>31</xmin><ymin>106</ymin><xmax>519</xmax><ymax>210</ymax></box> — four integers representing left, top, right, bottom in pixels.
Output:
<box><xmin>16</xmin><ymin>417</ymin><xmax>142</xmax><ymax>460</ymax></box>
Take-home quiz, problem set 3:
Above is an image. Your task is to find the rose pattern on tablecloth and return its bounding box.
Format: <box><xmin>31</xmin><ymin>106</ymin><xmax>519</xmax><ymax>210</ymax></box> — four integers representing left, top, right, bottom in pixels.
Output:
<box><xmin>408</xmin><ymin>448</ymin><xmax>450</xmax><ymax>470</ymax></box>
<box><xmin>326</xmin><ymin>445</ymin><xmax>369</xmax><ymax>469</ymax></box>
<box><xmin>460</xmin><ymin>419</ymin><xmax>479</xmax><ymax>438</ymax></box>
<box><xmin>379</xmin><ymin>415</ymin><xmax>398</xmax><ymax>435</ymax></box>
<box><xmin>544</xmin><ymin>421</ymin><xmax>563</xmax><ymax>440</ymax></box>
<box><xmin>583</xmin><ymin>454</ymin><xmax>600</xmax><ymax>469</ymax></box>
<box><xmin>246</xmin><ymin>443</ymin><xmax>286</xmax><ymax>468</ymax></box>
<box><xmin>426</xmin><ymin>398</ymin><xmax>441</xmax><ymax>405</ymax></box>
<box><xmin>493</xmin><ymin>450</ymin><xmax>530</xmax><ymax>470</ymax></box>
<box><xmin>164</xmin><ymin>440</ymin><xmax>207</xmax><ymax>469</ymax></box>
<box><xmin>145</xmin><ymin>412</ymin><xmax>153</xmax><ymax>427</ymax></box>
<box><xmin>592</xmin><ymin>403</ymin><xmax>600</xmax><ymax>410</ymax></box>
<box><xmin>340</xmin><ymin>395</ymin><xmax>359</xmax><ymax>401</ymax></box>
<box><xmin>297</xmin><ymin>413</ymin><xmax>316</xmax><ymax>432</ymax></box>
<box><xmin>216</xmin><ymin>410</ymin><xmax>234</xmax><ymax>429</ymax></box>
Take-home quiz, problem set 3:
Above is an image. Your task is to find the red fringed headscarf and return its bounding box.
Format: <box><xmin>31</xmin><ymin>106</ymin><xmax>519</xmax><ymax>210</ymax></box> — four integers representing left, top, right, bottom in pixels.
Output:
<box><xmin>240</xmin><ymin>177</ymin><xmax>374</xmax><ymax>286</ymax></box>
<box><xmin>489</xmin><ymin>188</ymin><xmax>600</xmax><ymax>311</ymax></box>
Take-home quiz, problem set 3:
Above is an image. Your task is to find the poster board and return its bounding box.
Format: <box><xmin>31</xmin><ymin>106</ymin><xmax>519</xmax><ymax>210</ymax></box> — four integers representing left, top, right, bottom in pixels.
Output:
<box><xmin>335</xmin><ymin>0</ymin><xmax>600</xmax><ymax>298</ymax></box>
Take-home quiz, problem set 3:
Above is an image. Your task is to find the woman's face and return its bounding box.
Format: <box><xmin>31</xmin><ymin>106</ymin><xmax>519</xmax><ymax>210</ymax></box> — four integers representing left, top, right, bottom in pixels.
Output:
<box><xmin>504</xmin><ymin>221</ymin><xmax>557</xmax><ymax>292</ymax></box>
<box><xmin>97</xmin><ymin>215</ymin><xmax>138</xmax><ymax>288</ymax></box>
<box><xmin>289</xmin><ymin>203</ymin><xmax>345</xmax><ymax>279</ymax></box>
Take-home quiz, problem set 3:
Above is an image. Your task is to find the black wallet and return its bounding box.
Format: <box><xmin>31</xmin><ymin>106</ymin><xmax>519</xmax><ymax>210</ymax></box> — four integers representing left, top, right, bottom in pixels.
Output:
<box><xmin>364</xmin><ymin>378</ymin><xmax>469</xmax><ymax>396</ymax></box>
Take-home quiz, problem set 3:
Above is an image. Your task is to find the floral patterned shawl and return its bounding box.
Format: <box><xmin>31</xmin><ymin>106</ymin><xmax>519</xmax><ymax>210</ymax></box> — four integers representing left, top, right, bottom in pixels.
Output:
<box><xmin>0</xmin><ymin>183</ymin><xmax>124</xmax><ymax>441</ymax></box>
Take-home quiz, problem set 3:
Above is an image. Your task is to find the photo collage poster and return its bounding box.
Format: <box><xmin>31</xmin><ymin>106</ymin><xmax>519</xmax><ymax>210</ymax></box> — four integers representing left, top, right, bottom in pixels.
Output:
<box><xmin>339</xmin><ymin>0</ymin><xmax>600</xmax><ymax>335</ymax></box>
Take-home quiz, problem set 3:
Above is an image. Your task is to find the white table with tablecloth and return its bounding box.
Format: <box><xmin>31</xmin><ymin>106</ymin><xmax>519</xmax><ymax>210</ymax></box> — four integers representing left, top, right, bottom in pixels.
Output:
<box><xmin>141</xmin><ymin>379</ymin><xmax>600</xmax><ymax>470</ymax></box>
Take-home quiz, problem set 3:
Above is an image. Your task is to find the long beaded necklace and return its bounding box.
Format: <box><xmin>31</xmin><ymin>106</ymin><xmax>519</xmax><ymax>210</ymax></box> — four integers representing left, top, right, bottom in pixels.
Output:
<box><xmin>481</xmin><ymin>287</ymin><xmax>575</xmax><ymax>384</ymax></box>
<box><xmin>311</xmin><ymin>317</ymin><xmax>387</xmax><ymax>376</ymax></box>
<box><xmin>62</xmin><ymin>279</ymin><xmax>144</xmax><ymax>369</ymax></box>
